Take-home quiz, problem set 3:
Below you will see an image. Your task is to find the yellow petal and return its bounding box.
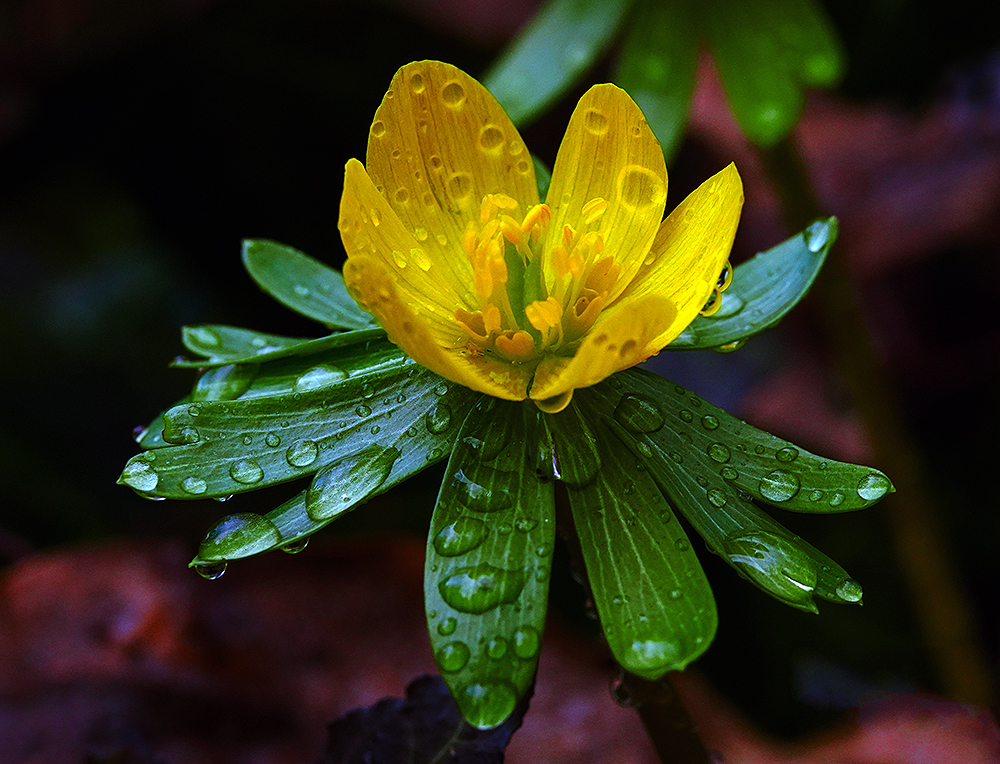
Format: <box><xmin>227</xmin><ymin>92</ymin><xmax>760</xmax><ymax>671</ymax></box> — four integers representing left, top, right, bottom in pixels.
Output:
<box><xmin>339</xmin><ymin>158</ymin><xmax>466</xmax><ymax>340</ymax></box>
<box><xmin>542</xmin><ymin>84</ymin><xmax>667</xmax><ymax>298</ymax></box>
<box><xmin>529</xmin><ymin>293</ymin><xmax>677</xmax><ymax>403</ymax></box>
<box><xmin>365</xmin><ymin>61</ymin><xmax>540</xmax><ymax>290</ymax></box>
<box><xmin>343</xmin><ymin>255</ymin><xmax>531</xmax><ymax>401</ymax></box>
<box><xmin>609</xmin><ymin>163</ymin><xmax>744</xmax><ymax>350</ymax></box>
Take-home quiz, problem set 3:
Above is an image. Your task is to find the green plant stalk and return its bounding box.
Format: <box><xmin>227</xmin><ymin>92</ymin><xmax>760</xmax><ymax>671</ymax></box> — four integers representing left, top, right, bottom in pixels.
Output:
<box><xmin>760</xmin><ymin>137</ymin><xmax>996</xmax><ymax>706</ymax></box>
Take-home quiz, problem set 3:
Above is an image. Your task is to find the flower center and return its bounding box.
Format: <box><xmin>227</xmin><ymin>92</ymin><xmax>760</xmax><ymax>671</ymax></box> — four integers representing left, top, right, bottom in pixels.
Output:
<box><xmin>453</xmin><ymin>194</ymin><xmax>619</xmax><ymax>367</ymax></box>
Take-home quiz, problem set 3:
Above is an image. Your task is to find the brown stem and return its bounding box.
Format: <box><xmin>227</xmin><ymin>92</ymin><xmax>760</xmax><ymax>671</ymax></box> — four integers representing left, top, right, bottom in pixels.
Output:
<box><xmin>553</xmin><ymin>483</ymin><xmax>714</xmax><ymax>763</ymax></box>
<box><xmin>759</xmin><ymin>137</ymin><xmax>996</xmax><ymax>706</ymax></box>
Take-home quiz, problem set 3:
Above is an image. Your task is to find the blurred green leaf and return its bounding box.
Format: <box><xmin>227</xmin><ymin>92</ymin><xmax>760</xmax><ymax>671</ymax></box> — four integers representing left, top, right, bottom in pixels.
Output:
<box><xmin>548</xmin><ymin>398</ymin><xmax>717</xmax><ymax>679</ymax></box>
<box><xmin>242</xmin><ymin>239</ymin><xmax>375</xmax><ymax>330</ymax></box>
<box><xmin>483</xmin><ymin>0</ymin><xmax>635</xmax><ymax>125</ymax></box>
<box><xmin>614</xmin><ymin>0</ymin><xmax>698</xmax><ymax>160</ymax></box>
<box><xmin>175</xmin><ymin>324</ymin><xmax>386</xmax><ymax>368</ymax></box>
<box><xmin>670</xmin><ymin>218</ymin><xmax>837</xmax><ymax>351</ymax></box>
<box><xmin>425</xmin><ymin>398</ymin><xmax>555</xmax><ymax>729</ymax></box>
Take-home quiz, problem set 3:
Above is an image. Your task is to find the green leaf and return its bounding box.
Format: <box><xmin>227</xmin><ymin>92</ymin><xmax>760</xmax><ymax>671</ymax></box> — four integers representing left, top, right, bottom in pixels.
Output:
<box><xmin>120</xmin><ymin>352</ymin><xmax>473</xmax><ymax>501</ymax></box>
<box><xmin>532</xmin><ymin>154</ymin><xmax>551</xmax><ymax>201</ymax></box>
<box><xmin>174</xmin><ymin>324</ymin><xmax>386</xmax><ymax>368</ymax></box>
<box><xmin>612</xmin><ymin>368</ymin><xmax>893</xmax><ymax>513</ymax></box>
<box><xmin>769</xmin><ymin>0</ymin><xmax>846</xmax><ymax>89</ymax></box>
<box><xmin>670</xmin><ymin>218</ymin><xmax>837</xmax><ymax>351</ymax></box>
<box><xmin>483</xmin><ymin>0</ymin><xmax>635</xmax><ymax>126</ymax></box>
<box><xmin>425</xmin><ymin>398</ymin><xmax>555</xmax><ymax>729</ymax></box>
<box><xmin>548</xmin><ymin>396</ymin><xmax>717</xmax><ymax>680</ymax></box>
<box><xmin>242</xmin><ymin>239</ymin><xmax>375</xmax><ymax>330</ymax></box>
<box><xmin>613</xmin><ymin>0</ymin><xmax>698</xmax><ymax>161</ymax></box>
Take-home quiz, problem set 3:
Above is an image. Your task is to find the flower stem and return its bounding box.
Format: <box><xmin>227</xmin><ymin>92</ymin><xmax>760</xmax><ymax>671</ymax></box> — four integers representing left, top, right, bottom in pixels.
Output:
<box><xmin>759</xmin><ymin>136</ymin><xmax>996</xmax><ymax>706</ymax></box>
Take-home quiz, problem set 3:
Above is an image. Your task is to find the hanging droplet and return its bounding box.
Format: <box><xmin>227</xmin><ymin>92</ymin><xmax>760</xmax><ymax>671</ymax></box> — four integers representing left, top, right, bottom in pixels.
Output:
<box><xmin>193</xmin><ymin>562</ymin><xmax>227</xmax><ymax>580</ymax></box>
<box><xmin>281</xmin><ymin>537</ymin><xmax>309</xmax><ymax>554</ymax></box>
<box><xmin>458</xmin><ymin>682</ymin><xmax>517</xmax><ymax>729</ymax></box>
<box><xmin>802</xmin><ymin>220</ymin><xmax>831</xmax><ymax>252</ymax></box>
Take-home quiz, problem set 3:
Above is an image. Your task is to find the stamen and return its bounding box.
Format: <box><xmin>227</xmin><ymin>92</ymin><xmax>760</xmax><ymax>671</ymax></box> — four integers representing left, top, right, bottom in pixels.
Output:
<box><xmin>495</xmin><ymin>330</ymin><xmax>535</xmax><ymax>360</ymax></box>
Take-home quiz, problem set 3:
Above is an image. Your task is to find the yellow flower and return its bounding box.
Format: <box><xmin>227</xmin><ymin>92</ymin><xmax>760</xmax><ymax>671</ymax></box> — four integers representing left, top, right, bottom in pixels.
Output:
<box><xmin>340</xmin><ymin>61</ymin><xmax>743</xmax><ymax>413</ymax></box>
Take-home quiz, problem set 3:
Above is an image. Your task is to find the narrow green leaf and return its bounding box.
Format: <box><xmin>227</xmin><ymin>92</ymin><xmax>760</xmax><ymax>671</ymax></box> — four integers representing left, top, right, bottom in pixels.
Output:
<box><xmin>120</xmin><ymin>357</ymin><xmax>474</xmax><ymax>501</ymax></box>
<box><xmin>670</xmin><ymin>218</ymin><xmax>837</xmax><ymax>351</ymax></box>
<box><xmin>553</xmin><ymin>402</ymin><xmax>717</xmax><ymax>679</ymax></box>
<box><xmin>174</xmin><ymin>325</ymin><xmax>386</xmax><ymax>368</ymax></box>
<box><xmin>613</xmin><ymin>368</ymin><xmax>893</xmax><ymax>513</ymax></box>
<box><xmin>770</xmin><ymin>0</ymin><xmax>846</xmax><ymax>88</ymax></box>
<box><xmin>242</xmin><ymin>239</ymin><xmax>375</xmax><ymax>330</ymax></box>
<box><xmin>425</xmin><ymin>398</ymin><xmax>555</xmax><ymax>729</ymax></box>
<box><xmin>483</xmin><ymin>0</ymin><xmax>635</xmax><ymax>125</ymax></box>
<box><xmin>613</xmin><ymin>0</ymin><xmax>698</xmax><ymax>161</ymax></box>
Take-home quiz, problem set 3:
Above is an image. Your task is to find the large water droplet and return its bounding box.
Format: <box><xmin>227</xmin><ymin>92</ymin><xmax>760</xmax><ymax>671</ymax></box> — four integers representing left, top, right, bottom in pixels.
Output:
<box><xmin>707</xmin><ymin>443</ymin><xmax>731</xmax><ymax>463</ymax></box>
<box><xmin>613</xmin><ymin>394</ymin><xmax>665</xmax><ymax>433</ymax></box>
<box><xmin>425</xmin><ymin>403</ymin><xmax>452</xmax><ymax>434</ymax></box>
<box><xmin>478</xmin><ymin>124</ymin><xmax>504</xmax><ymax>152</ymax></box>
<box><xmin>306</xmin><ymin>445</ymin><xmax>400</xmax><ymax>520</ymax></box>
<box><xmin>229</xmin><ymin>459</ymin><xmax>264</xmax><ymax>484</ymax></box>
<box><xmin>453</xmin><ymin>467</ymin><xmax>514</xmax><ymax>512</ymax></box>
<box><xmin>441</xmin><ymin>80</ymin><xmax>466</xmax><ymax>108</ymax></box>
<box><xmin>433</xmin><ymin>516</ymin><xmax>488</xmax><ymax>557</ymax></box>
<box><xmin>836</xmin><ymin>578</ymin><xmax>863</xmax><ymax>603</ymax></box>
<box><xmin>199</xmin><ymin>512</ymin><xmax>281</xmax><ymax>559</ymax></box>
<box><xmin>120</xmin><ymin>460</ymin><xmax>159</xmax><ymax>492</ymax></box>
<box><xmin>758</xmin><ymin>470</ymin><xmax>801</xmax><ymax>502</ymax></box>
<box><xmin>712</xmin><ymin>293</ymin><xmax>745</xmax><ymax>318</ymax></box>
<box><xmin>438</xmin><ymin>564</ymin><xmax>526</xmax><ymax>614</ymax></box>
<box><xmin>459</xmin><ymin>682</ymin><xmax>517</xmax><ymax>729</ymax></box>
<box><xmin>626</xmin><ymin>639</ymin><xmax>684</xmax><ymax>676</ymax></box>
<box><xmin>194</xmin><ymin>562</ymin><xmax>227</xmax><ymax>580</ymax></box>
<box><xmin>618</xmin><ymin>165</ymin><xmax>666</xmax><ymax>211</ymax></box>
<box><xmin>722</xmin><ymin>531</ymin><xmax>818</xmax><ymax>610</ymax></box>
<box><xmin>775</xmin><ymin>447</ymin><xmax>799</xmax><ymax>463</ymax></box>
<box><xmin>857</xmin><ymin>472</ymin><xmax>891</xmax><ymax>501</ymax></box>
<box><xmin>285</xmin><ymin>440</ymin><xmax>319</xmax><ymax>468</ymax></box>
<box><xmin>193</xmin><ymin>364</ymin><xmax>257</xmax><ymax>401</ymax></box>
<box><xmin>181</xmin><ymin>476</ymin><xmax>208</xmax><ymax>495</ymax></box>
<box><xmin>294</xmin><ymin>364</ymin><xmax>348</xmax><ymax>392</ymax></box>
<box><xmin>436</xmin><ymin>641</ymin><xmax>471</xmax><ymax>673</ymax></box>
<box><xmin>803</xmin><ymin>220</ymin><xmax>831</xmax><ymax>252</ymax></box>
<box><xmin>583</xmin><ymin>108</ymin><xmax>608</xmax><ymax>135</ymax></box>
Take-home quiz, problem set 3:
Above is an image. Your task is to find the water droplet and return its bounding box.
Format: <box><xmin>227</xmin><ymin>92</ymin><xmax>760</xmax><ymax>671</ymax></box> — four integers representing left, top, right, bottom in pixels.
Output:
<box><xmin>355</xmin><ymin>404</ymin><xmax>372</xmax><ymax>417</ymax></box>
<box><xmin>706</xmin><ymin>488</ymin><xmax>727</xmax><ymax>507</ymax></box>
<box><xmin>181</xmin><ymin>476</ymin><xmax>207</xmax><ymax>495</ymax></box>
<box><xmin>803</xmin><ymin>220</ymin><xmax>831</xmax><ymax>252</ymax></box>
<box><xmin>433</xmin><ymin>516</ymin><xmax>488</xmax><ymax>557</ymax></box>
<box><xmin>453</xmin><ymin>467</ymin><xmax>514</xmax><ymax>512</ymax></box>
<box><xmin>707</xmin><ymin>443</ymin><xmax>731</xmax><ymax>463</ymax></box>
<box><xmin>410</xmin><ymin>72</ymin><xmax>425</xmax><ymax>93</ymax></box>
<box><xmin>371</xmin><ymin>120</ymin><xmax>386</xmax><ymax>138</ymax></box>
<box><xmin>835</xmin><ymin>579</ymin><xmax>863</xmax><ymax>603</ymax></box>
<box><xmin>701</xmin><ymin>415</ymin><xmax>719</xmax><ymax>430</ymax></box>
<box><xmin>437</xmin><ymin>616</ymin><xmax>457</xmax><ymax>636</ymax></box>
<box><xmin>447</xmin><ymin>171</ymin><xmax>473</xmax><ymax>201</ymax></box>
<box><xmin>265</xmin><ymin>432</ymin><xmax>281</xmax><ymax>447</ymax></box>
<box><xmin>669</xmin><ymin>589</ymin><xmax>684</xmax><ymax>600</ymax></box>
<box><xmin>674</xmin><ymin>538</ymin><xmax>690</xmax><ymax>552</ymax></box>
<box><xmin>618</xmin><ymin>165</ymin><xmax>666</xmax><ymax>211</ymax></box>
<box><xmin>361</xmin><ymin>382</ymin><xmax>375</xmax><ymax>398</ymax></box>
<box><xmin>668</xmin><ymin>451</ymin><xmax>683</xmax><ymax>464</ymax></box>
<box><xmin>229</xmin><ymin>459</ymin><xmax>263</xmax><ymax>485</ymax></box>
<box><xmin>809</xmin><ymin>489</ymin><xmax>824</xmax><ymax>502</ymax></box>
<box><xmin>192</xmin><ymin>364</ymin><xmax>257</xmax><ymax>401</ymax></box>
<box><xmin>281</xmin><ymin>537</ymin><xmax>309</xmax><ymax>554</ymax></box>
<box><xmin>775</xmin><ymin>447</ymin><xmax>799</xmax><ymax>463</ymax></box>
<box><xmin>436</xmin><ymin>640</ymin><xmax>471</xmax><ymax>673</ymax></box>
<box><xmin>441</xmin><ymin>80</ymin><xmax>466</xmax><ymax>108</ymax></box>
<box><xmin>722</xmin><ymin>531</ymin><xmax>818</xmax><ymax>610</ymax></box>
<box><xmin>829</xmin><ymin>491</ymin><xmax>845</xmax><ymax>507</ymax></box>
<box><xmin>478</xmin><ymin>124</ymin><xmax>504</xmax><ymax>152</ymax></box>
<box><xmin>583</xmin><ymin>108</ymin><xmax>608</xmax><ymax>135</ymax></box>
<box><xmin>424</xmin><ymin>403</ymin><xmax>452</xmax><ymax>434</ymax></box>
<box><xmin>194</xmin><ymin>562</ymin><xmax>226</xmax><ymax>580</ymax></box>
<box><xmin>512</xmin><ymin>626</ymin><xmax>540</xmax><ymax>659</ymax></box>
<box><xmin>433</xmin><ymin>382</ymin><xmax>449</xmax><ymax>396</ymax></box>
<box><xmin>199</xmin><ymin>512</ymin><xmax>281</xmax><ymax>559</ymax></box>
<box><xmin>120</xmin><ymin>460</ymin><xmax>159</xmax><ymax>492</ymax></box>
<box><xmin>306</xmin><ymin>445</ymin><xmax>400</xmax><ymax>520</ymax></box>
<box><xmin>678</xmin><ymin>409</ymin><xmax>694</xmax><ymax>423</ymax></box>
<box><xmin>285</xmin><ymin>440</ymin><xmax>319</xmax><ymax>468</ymax></box>
<box><xmin>759</xmin><ymin>470</ymin><xmax>800</xmax><ymax>502</ymax></box>
<box><xmin>514</xmin><ymin>517</ymin><xmax>538</xmax><ymax>533</ymax></box>
<box><xmin>458</xmin><ymin>682</ymin><xmax>517</xmax><ymax>728</ymax></box>
<box><xmin>242</xmin><ymin>434</ymin><xmax>253</xmax><ymax>446</ymax></box>
<box><xmin>613</xmin><ymin>394</ymin><xmax>665</xmax><ymax>433</ymax></box>
<box><xmin>438</xmin><ymin>564</ymin><xmax>526</xmax><ymax>614</ymax></box>
<box><xmin>712</xmin><ymin>293</ymin><xmax>745</xmax><ymax>318</ymax></box>
<box><xmin>857</xmin><ymin>472</ymin><xmax>891</xmax><ymax>501</ymax></box>
<box><xmin>487</xmin><ymin>636</ymin><xmax>508</xmax><ymax>660</ymax></box>
<box><xmin>636</xmin><ymin>441</ymin><xmax>653</xmax><ymax>458</ymax></box>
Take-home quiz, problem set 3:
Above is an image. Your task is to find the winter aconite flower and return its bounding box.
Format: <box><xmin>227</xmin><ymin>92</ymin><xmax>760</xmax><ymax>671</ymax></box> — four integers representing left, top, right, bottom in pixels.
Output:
<box><xmin>118</xmin><ymin>61</ymin><xmax>893</xmax><ymax>735</ymax></box>
<box><xmin>339</xmin><ymin>61</ymin><xmax>742</xmax><ymax>413</ymax></box>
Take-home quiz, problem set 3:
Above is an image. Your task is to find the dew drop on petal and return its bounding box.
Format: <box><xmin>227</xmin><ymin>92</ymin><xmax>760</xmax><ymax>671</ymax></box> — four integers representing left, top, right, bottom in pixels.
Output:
<box><xmin>478</xmin><ymin>124</ymin><xmax>504</xmax><ymax>152</ymax></box>
<box><xmin>583</xmin><ymin>108</ymin><xmax>609</xmax><ymax>135</ymax></box>
<box><xmin>441</xmin><ymin>80</ymin><xmax>466</xmax><ymax>108</ymax></box>
<box><xmin>618</xmin><ymin>165</ymin><xmax>666</xmax><ymax>211</ymax></box>
<box><xmin>410</xmin><ymin>72</ymin><xmax>425</xmax><ymax>93</ymax></box>
<box><xmin>370</xmin><ymin>121</ymin><xmax>386</xmax><ymax>138</ymax></box>
<box><xmin>447</xmin><ymin>172</ymin><xmax>473</xmax><ymax>202</ymax></box>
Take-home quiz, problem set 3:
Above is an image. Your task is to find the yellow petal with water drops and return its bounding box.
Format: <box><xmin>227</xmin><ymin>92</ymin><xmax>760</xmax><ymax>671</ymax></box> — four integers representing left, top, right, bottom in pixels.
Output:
<box><xmin>609</xmin><ymin>163</ymin><xmax>744</xmax><ymax>350</ymax></box>
<box><xmin>365</xmin><ymin>61</ymin><xmax>540</xmax><ymax>296</ymax></box>
<box><xmin>340</xmin><ymin>158</ymin><xmax>467</xmax><ymax>340</ymax></box>
<box><xmin>529</xmin><ymin>293</ymin><xmax>677</xmax><ymax>409</ymax></box>
<box><xmin>343</xmin><ymin>255</ymin><xmax>531</xmax><ymax>401</ymax></box>
<box><xmin>542</xmin><ymin>83</ymin><xmax>667</xmax><ymax>300</ymax></box>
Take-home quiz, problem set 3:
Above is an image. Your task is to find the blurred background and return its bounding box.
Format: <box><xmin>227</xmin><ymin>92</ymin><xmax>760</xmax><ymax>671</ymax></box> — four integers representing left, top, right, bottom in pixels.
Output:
<box><xmin>1</xmin><ymin>1</ymin><xmax>998</xmax><ymax>761</ymax></box>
